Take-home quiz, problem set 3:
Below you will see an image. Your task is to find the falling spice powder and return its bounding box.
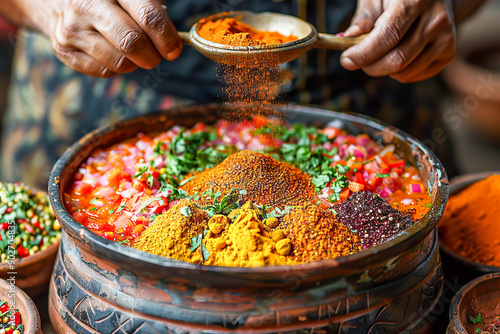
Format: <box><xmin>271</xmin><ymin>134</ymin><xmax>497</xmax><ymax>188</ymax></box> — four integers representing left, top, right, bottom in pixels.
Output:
<box><xmin>197</xmin><ymin>17</ymin><xmax>297</xmax><ymax>118</ymax></box>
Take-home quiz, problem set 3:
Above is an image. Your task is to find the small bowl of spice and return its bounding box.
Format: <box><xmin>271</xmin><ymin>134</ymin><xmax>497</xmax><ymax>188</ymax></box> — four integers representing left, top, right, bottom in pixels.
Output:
<box><xmin>0</xmin><ymin>182</ymin><xmax>62</xmax><ymax>297</ymax></box>
<box><xmin>0</xmin><ymin>278</ymin><xmax>41</xmax><ymax>334</ymax></box>
<box><xmin>438</xmin><ymin>172</ymin><xmax>500</xmax><ymax>285</ymax></box>
<box><xmin>448</xmin><ymin>272</ymin><xmax>500</xmax><ymax>334</ymax></box>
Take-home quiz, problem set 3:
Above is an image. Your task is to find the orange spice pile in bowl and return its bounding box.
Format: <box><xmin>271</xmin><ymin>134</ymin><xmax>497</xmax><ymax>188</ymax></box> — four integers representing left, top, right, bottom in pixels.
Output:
<box><xmin>197</xmin><ymin>17</ymin><xmax>297</xmax><ymax>47</ymax></box>
<box><xmin>439</xmin><ymin>174</ymin><xmax>500</xmax><ymax>267</ymax></box>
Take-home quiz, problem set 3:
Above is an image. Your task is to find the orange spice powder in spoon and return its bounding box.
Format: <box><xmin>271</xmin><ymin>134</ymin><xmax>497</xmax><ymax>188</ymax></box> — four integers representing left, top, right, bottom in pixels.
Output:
<box><xmin>197</xmin><ymin>17</ymin><xmax>297</xmax><ymax>47</ymax></box>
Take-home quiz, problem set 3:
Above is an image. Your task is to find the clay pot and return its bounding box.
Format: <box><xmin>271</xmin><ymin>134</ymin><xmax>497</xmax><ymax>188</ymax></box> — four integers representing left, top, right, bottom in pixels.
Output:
<box><xmin>0</xmin><ymin>217</ymin><xmax>60</xmax><ymax>297</ymax></box>
<box><xmin>0</xmin><ymin>278</ymin><xmax>42</xmax><ymax>333</ymax></box>
<box><xmin>439</xmin><ymin>172</ymin><xmax>500</xmax><ymax>287</ymax></box>
<box><xmin>47</xmin><ymin>104</ymin><xmax>449</xmax><ymax>333</ymax></box>
<box><xmin>447</xmin><ymin>272</ymin><xmax>500</xmax><ymax>334</ymax></box>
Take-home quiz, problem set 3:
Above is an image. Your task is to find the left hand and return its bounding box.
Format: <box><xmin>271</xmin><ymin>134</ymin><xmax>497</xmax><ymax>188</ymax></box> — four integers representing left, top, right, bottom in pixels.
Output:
<box><xmin>340</xmin><ymin>0</ymin><xmax>456</xmax><ymax>83</ymax></box>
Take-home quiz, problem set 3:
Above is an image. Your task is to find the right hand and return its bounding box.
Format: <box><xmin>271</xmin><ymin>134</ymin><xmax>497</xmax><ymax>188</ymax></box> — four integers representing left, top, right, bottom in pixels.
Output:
<box><xmin>46</xmin><ymin>0</ymin><xmax>182</xmax><ymax>78</ymax></box>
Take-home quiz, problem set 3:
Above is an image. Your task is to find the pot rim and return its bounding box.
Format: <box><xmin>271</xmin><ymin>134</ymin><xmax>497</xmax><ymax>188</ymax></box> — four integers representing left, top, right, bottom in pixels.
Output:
<box><xmin>0</xmin><ymin>278</ymin><xmax>41</xmax><ymax>333</ymax></box>
<box><xmin>448</xmin><ymin>272</ymin><xmax>500</xmax><ymax>333</ymax></box>
<box><xmin>48</xmin><ymin>103</ymin><xmax>449</xmax><ymax>273</ymax></box>
<box><xmin>439</xmin><ymin>171</ymin><xmax>500</xmax><ymax>273</ymax></box>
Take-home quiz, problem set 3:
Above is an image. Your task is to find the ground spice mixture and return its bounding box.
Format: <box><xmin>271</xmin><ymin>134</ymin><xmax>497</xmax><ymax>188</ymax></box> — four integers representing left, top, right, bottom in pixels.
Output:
<box><xmin>182</xmin><ymin>150</ymin><xmax>317</xmax><ymax>208</ymax></box>
<box><xmin>439</xmin><ymin>175</ymin><xmax>500</xmax><ymax>267</ymax></box>
<box><xmin>197</xmin><ymin>18</ymin><xmax>297</xmax><ymax>46</ymax></box>
<box><xmin>133</xmin><ymin>199</ymin><xmax>209</xmax><ymax>264</ymax></box>
<box><xmin>203</xmin><ymin>201</ymin><xmax>295</xmax><ymax>267</ymax></box>
<box><xmin>333</xmin><ymin>191</ymin><xmax>414</xmax><ymax>250</ymax></box>
<box><xmin>281</xmin><ymin>203</ymin><xmax>360</xmax><ymax>262</ymax></box>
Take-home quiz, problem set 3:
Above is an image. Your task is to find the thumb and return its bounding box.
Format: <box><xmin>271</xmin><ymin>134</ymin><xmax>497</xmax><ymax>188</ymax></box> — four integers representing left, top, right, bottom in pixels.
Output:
<box><xmin>344</xmin><ymin>0</ymin><xmax>383</xmax><ymax>37</ymax></box>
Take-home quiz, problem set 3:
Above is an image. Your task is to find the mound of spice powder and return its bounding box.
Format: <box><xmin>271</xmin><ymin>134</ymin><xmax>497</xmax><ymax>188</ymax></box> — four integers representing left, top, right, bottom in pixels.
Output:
<box><xmin>182</xmin><ymin>150</ymin><xmax>317</xmax><ymax>208</ymax></box>
<box><xmin>439</xmin><ymin>175</ymin><xmax>500</xmax><ymax>267</ymax></box>
<box><xmin>333</xmin><ymin>191</ymin><xmax>414</xmax><ymax>250</ymax></box>
<box><xmin>197</xmin><ymin>18</ymin><xmax>297</xmax><ymax>46</ymax></box>
<box><xmin>133</xmin><ymin>199</ymin><xmax>209</xmax><ymax>264</ymax></box>
<box><xmin>281</xmin><ymin>203</ymin><xmax>360</xmax><ymax>263</ymax></box>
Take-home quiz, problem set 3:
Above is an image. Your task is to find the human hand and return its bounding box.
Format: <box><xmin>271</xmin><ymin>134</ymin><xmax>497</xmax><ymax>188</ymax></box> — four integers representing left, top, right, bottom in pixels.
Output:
<box><xmin>340</xmin><ymin>0</ymin><xmax>456</xmax><ymax>83</ymax></box>
<box><xmin>46</xmin><ymin>0</ymin><xmax>182</xmax><ymax>78</ymax></box>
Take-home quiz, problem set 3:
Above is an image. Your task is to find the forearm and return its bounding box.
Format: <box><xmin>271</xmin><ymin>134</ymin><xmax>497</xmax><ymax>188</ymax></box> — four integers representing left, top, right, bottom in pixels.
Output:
<box><xmin>453</xmin><ymin>0</ymin><xmax>489</xmax><ymax>24</ymax></box>
<box><xmin>0</xmin><ymin>0</ymin><xmax>57</xmax><ymax>35</ymax></box>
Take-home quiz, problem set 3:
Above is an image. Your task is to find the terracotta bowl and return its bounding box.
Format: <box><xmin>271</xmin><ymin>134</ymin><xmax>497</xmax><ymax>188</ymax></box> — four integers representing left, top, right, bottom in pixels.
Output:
<box><xmin>447</xmin><ymin>272</ymin><xmax>500</xmax><ymax>333</ymax></box>
<box><xmin>0</xmin><ymin>187</ymin><xmax>61</xmax><ymax>298</ymax></box>
<box><xmin>48</xmin><ymin>104</ymin><xmax>449</xmax><ymax>333</ymax></box>
<box><xmin>0</xmin><ymin>278</ymin><xmax>41</xmax><ymax>333</ymax></box>
<box><xmin>439</xmin><ymin>172</ymin><xmax>500</xmax><ymax>287</ymax></box>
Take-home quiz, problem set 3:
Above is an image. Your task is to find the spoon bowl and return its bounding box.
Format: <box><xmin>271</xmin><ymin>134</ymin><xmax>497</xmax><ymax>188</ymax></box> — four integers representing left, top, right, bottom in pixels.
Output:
<box><xmin>179</xmin><ymin>11</ymin><xmax>366</xmax><ymax>67</ymax></box>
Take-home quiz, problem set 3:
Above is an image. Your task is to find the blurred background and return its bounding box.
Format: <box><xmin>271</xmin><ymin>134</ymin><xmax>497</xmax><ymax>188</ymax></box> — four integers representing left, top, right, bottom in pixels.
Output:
<box><xmin>1</xmin><ymin>1</ymin><xmax>499</xmax><ymax>177</ymax></box>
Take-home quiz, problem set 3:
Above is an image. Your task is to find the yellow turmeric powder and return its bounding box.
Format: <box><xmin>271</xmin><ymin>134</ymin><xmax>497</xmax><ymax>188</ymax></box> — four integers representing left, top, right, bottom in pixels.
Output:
<box><xmin>133</xmin><ymin>199</ymin><xmax>209</xmax><ymax>264</ymax></box>
<box><xmin>203</xmin><ymin>201</ymin><xmax>295</xmax><ymax>267</ymax></box>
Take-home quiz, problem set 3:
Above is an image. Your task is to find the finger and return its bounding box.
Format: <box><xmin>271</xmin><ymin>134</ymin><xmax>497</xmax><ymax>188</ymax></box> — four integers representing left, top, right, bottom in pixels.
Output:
<box><xmin>344</xmin><ymin>0</ymin><xmax>383</xmax><ymax>37</ymax></box>
<box><xmin>360</xmin><ymin>16</ymin><xmax>429</xmax><ymax>77</ymax></box>
<box><xmin>390</xmin><ymin>35</ymin><xmax>454</xmax><ymax>83</ymax></box>
<box><xmin>341</xmin><ymin>0</ymin><xmax>423</xmax><ymax>71</ymax></box>
<box><xmin>117</xmin><ymin>0</ymin><xmax>182</xmax><ymax>60</ymax></box>
<box><xmin>90</xmin><ymin>3</ymin><xmax>163</xmax><ymax>69</ymax></box>
<box><xmin>396</xmin><ymin>59</ymin><xmax>450</xmax><ymax>83</ymax></box>
<box><xmin>53</xmin><ymin>13</ymin><xmax>138</xmax><ymax>74</ymax></box>
<box><xmin>51</xmin><ymin>41</ymin><xmax>115</xmax><ymax>78</ymax></box>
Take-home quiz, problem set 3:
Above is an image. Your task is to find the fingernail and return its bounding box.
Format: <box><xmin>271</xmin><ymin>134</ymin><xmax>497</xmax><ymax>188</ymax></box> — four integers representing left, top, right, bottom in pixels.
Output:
<box><xmin>166</xmin><ymin>46</ymin><xmax>182</xmax><ymax>61</ymax></box>
<box><xmin>340</xmin><ymin>56</ymin><xmax>357</xmax><ymax>70</ymax></box>
<box><xmin>344</xmin><ymin>25</ymin><xmax>360</xmax><ymax>37</ymax></box>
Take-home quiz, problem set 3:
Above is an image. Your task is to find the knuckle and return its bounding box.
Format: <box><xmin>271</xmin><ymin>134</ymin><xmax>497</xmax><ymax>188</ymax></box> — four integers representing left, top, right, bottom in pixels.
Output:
<box><xmin>433</xmin><ymin>5</ymin><xmax>453</xmax><ymax>30</ymax></box>
<box><xmin>389</xmin><ymin>49</ymin><xmax>409</xmax><ymax>72</ymax></box>
<box><xmin>119</xmin><ymin>29</ymin><xmax>146</xmax><ymax>54</ymax></box>
<box><xmin>60</xmin><ymin>21</ymin><xmax>80</xmax><ymax>41</ymax></box>
<box><xmin>70</xmin><ymin>0</ymin><xmax>93</xmax><ymax>14</ymax></box>
<box><xmin>383</xmin><ymin>24</ymin><xmax>404</xmax><ymax>47</ymax></box>
<box><xmin>138</xmin><ymin>6</ymin><xmax>168</xmax><ymax>31</ymax></box>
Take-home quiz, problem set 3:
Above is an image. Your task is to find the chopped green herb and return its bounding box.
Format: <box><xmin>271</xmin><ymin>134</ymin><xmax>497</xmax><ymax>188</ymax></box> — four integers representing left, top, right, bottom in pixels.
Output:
<box><xmin>376</xmin><ymin>173</ymin><xmax>391</xmax><ymax>178</ymax></box>
<box><xmin>180</xmin><ymin>206</ymin><xmax>191</xmax><ymax>218</ymax></box>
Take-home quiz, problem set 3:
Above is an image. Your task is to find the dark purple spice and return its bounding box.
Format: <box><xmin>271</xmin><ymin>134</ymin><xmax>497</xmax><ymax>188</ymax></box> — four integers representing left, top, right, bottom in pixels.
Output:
<box><xmin>333</xmin><ymin>191</ymin><xmax>414</xmax><ymax>250</ymax></box>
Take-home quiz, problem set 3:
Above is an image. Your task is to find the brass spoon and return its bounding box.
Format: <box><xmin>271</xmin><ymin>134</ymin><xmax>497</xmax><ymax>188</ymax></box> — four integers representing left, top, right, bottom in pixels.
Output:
<box><xmin>177</xmin><ymin>11</ymin><xmax>367</xmax><ymax>67</ymax></box>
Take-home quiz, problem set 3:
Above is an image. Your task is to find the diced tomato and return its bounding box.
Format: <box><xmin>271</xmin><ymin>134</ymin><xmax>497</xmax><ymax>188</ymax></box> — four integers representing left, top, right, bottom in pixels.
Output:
<box><xmin>340</xmin><ymin>188</ymin><xmax>351</xmax><ymax>202</ymax></box>
<box><xmin>24</xmin><ymin>223</ymin><xmax>34</xmax><ymax>234</ymax></box>
<box><xmin>6</xmin><ymin>328</ymin><xmax>13</xmax><ymax>334</ymax></box>
<box><xmin>369</xmin><ymin>177</ymin><xmax>382</xmax><ymax>189</ymax></box>
<box><xmin>323</xmin><ymin>127</ymin><xmax>342</xmax><ymax>139</ymax></box>
<box><xmin>355</xmin><ymin>172</ymin><xmax>365</xmax><ymax>185</ymax></box>
<box><xmin>103</xmin><ymin>231</ymin><xmax>115</xmax><ymax>240</ymax></box>
<box><xmin>132</xmin><ymin>179</ymin><xmax>146</xmax><ymax>192</ymax></box>
<box><xmin>13</xmin><ymin>311</ymin><xmax>21</xmax><ymax>325</ymax></box>
<box><xmin>73</xmin><ymin>182</ymin><xmax>93</xmax><ymax>196</ymax></box>
<box><xmin>107</xmin><ymin>168</ymin><xmax>130</xmax><ymax>187</ymax></box>
<box><xmin>0</xmin><ymin>223</ymin><xmax>9</xmax><ymax>230</ymax></box>
<box><xmin>147</xmin><ymin>166</ymin><xmax>160</xmax><ymax>179</ymax></box>
<box><xmin>132</xmin><ymin>224</ymin><xmax>146</xmax><ymax>236</ymax></box>
<box><xmin>0</xmin><ymin>302</ymin><xmax>8</xmax><ymax>313</ymax></box>
<box><xmin>72</xmin><ymin>211</ymin><xmax>88</xmax><ymax>225</ymax></box>
<box><xmin>191</xmin><ymin>122</ymin><xmax>207</xmax><ymax>133</ymax></box>
<box><xmin>17</xmin><ymin>246</ymin><xmax>29</xmax><ymax>258</ymax></box>
<box><xmin>349</xmin><ymin>182</ymin><xmax>365</xmax><ymax>192</ymax></box>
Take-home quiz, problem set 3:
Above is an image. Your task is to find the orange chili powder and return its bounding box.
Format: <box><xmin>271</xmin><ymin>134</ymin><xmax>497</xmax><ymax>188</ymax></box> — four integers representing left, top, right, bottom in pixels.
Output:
<box><xmin>197</xmin><ymin>18</ymin><xmax>297</xmax><ymax>46</ymax></box>
<box><xmin>439</xmin><ymin>175</ymin><xmax>500</xmax><ymax>267</ymax></box>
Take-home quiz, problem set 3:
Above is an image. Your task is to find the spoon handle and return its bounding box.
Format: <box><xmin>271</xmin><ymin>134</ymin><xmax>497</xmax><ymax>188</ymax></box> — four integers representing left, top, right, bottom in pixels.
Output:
<box><xmin>314</xmin><ymin>33</ymin><xmax>368</xmax><ymax>50</ymax></box>
<box><xmin>178</xmin><ymin>31</ymin><xmax>191</xmax><ymax>45</ymax></box>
